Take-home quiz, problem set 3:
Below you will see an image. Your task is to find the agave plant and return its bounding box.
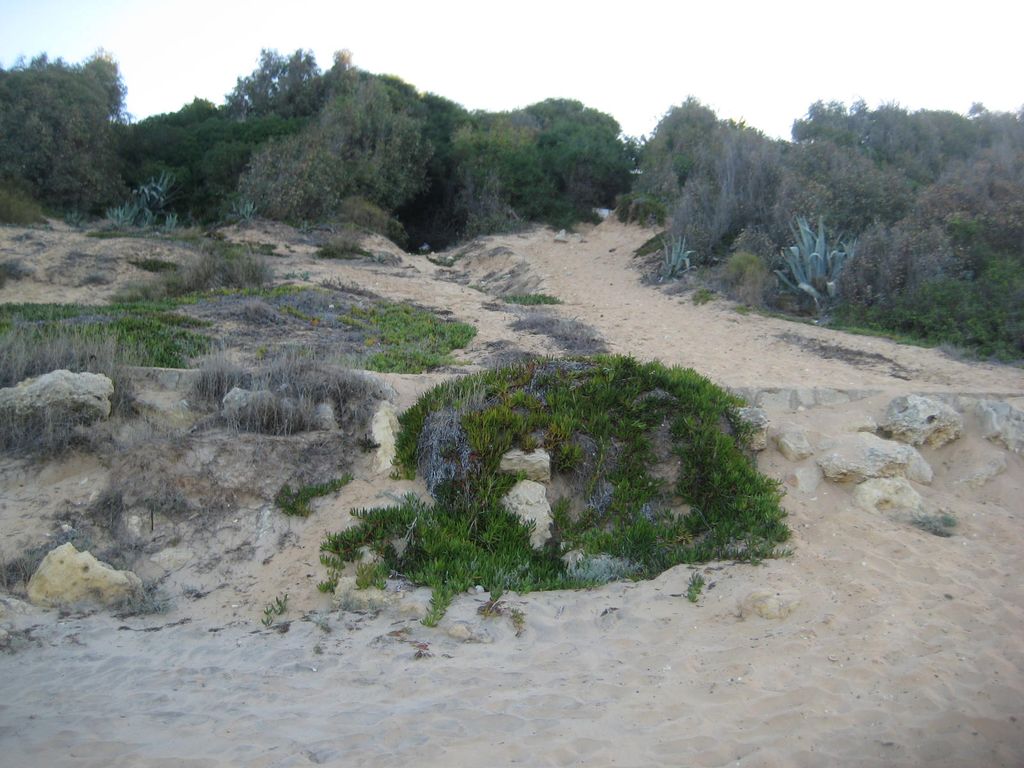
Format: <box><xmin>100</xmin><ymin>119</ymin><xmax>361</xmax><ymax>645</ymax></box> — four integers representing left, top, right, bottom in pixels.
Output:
<box><xmin>775</xmin><ymin>216</ymin><xmax>855</xmax><ymax>312</ymax></box>
<box><xmin>133</xmin><ymin>171</ymin><xmax>175</xmax><ymax>214</ymax></box>
<box><xmin>230</xmin><ymin>199</ymin><xmax>258</xmax><ymax>223</ymax></box>
<box><xmin>105</xmin><ymin>202</ymin><xmax>139</xmax><ymax>229</ymax></box>
<box><xmin>137</xmin><ymin>208</ymin><xmax>156</xmax><ymax>228</ymax></box>
<box><xmin>162</xmin><ymin>212</ymin><xmax>179</xmax><ymax>232</ymax></box>
<box><xmin>660</xmin><ymin>235</ymin><xmax>696</xmax><ymax>280</ymax></box>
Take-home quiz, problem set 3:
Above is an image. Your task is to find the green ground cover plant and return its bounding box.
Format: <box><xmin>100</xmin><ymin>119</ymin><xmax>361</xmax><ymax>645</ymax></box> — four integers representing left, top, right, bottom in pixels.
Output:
<box><xmin>275</xmin><ymin>475</ymin><xmax>353</xmax><ymax>517</ymax></box>
<box><xmin>320</xmin><ymin>356</ymin><xmax>788</xmax><ymax>621</ymax></box>
<box><xmin>0</xmin><ymin>300</ymin><xmax>211</xmax><ymax>368</ymax></box>
<box><xmin>340</xmin><ymin>302</ymin><xmax>476</xmax><ymax>373</ymax></box>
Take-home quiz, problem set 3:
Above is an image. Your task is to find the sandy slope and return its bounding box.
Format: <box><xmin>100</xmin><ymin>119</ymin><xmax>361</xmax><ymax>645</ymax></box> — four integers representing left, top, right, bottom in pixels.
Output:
<box><xmin>0</xmin><ymin>220</ymin><xmax>1022</xmax><ymax>767</ymax></box>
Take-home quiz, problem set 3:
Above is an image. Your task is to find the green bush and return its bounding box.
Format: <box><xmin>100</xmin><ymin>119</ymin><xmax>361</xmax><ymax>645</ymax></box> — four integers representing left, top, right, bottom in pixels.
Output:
<box><xmin>834</xmin><ymin>257</ymin><xmax>1024</xmax><ymax>360</ymax></box>
<box><xmin>238</xmin><ymin>77</ymin><xmax>431</xmax><ymax>223</ymax></box>
<box><xmin>615</xmin><ymin>193</ymin><xmax>666</xmax><ymax>226</ymax></box>
<box><xmin>319</xmin><ymin>356</ymin><xmax>788</xmax><ymax>620</ymax></box>
<box><xmin>723</xmin><ymin>251</ymin><xmax>770</xmax><ymax>306</ymax></box>
<box><xmin>0</xmin><ymin>53</ymin><xmax>126</xmax><ymax>211</ymax></box>
<box><xmin>0</xmin><ymin>184</ymin><xmax>46</xmax><ymax>225</ymax></box>
<box><xmin>317</xmin><ymin>230</ymin><xmax>372</xmax><ymax>260</ymax></box>
<box><xmin>337</xmin><ymin>197</ymin><xmax>408</xmax><ymax>247</ymax></box>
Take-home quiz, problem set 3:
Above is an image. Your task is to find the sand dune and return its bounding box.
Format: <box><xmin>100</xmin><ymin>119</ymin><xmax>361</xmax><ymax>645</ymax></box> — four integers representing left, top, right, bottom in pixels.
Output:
<box><xmin>1</xmin><ymin>219</ymin><xmax>1021</xmax><ymax>766</ymax></box>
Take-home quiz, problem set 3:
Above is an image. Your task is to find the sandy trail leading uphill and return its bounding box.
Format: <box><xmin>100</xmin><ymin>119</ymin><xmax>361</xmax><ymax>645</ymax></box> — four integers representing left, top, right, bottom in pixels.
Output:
<box><xmin>0</xmin><ymin>219</ymin><xmax>1021</xmax><ymax>767</ymax></box>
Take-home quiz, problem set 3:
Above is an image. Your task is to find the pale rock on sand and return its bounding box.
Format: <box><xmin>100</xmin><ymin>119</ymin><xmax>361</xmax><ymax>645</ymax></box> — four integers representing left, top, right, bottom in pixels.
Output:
<box><xmin>881</xmin><ymin>394</ymin><xmax>963</xmax><ymax>447</ymax></box>
<box><xmin>0</xmin><ymin>369</ymin><xmax>113</xmax><ymax>420</ymax></box>
<box><xmin>499</xmin><ymin>448</ymin><xmax>551</xmax><ymax>482</ymax></box>
<box><xmin>907</xmin><ymin>451</ymin><xmax>935</xmax><ymax>484</ymax></box>
<box><xmin>852</xmin><ymin>477</ymin><xmax>925</xmax><ymax>519</ymax></box>
<box><xmin>332</xmin><ymin>575</ymin><xmax>394</xmax><ymax>613</ymax></box>
<box><xmin>371</xmin><ymin>401</ymin><xmax>400</xmax><ymax>472</ymax></box>
<box><xmin>844</xmin><ymin>412</ymin><xmax>879</xmax><ymax>433</ymax></box>
<box><xmin>445</xmin><ymin>620</ymin><xmax>493</xmax><ymax>643</ymax></box>
<box><xmin>774</xmin><ymin>425</ymin><xmax>813</xmax><ymax>461</ymax></box>
<box><xmin>736</xmin><ymin>406</ymin><xmax>769</xmax><ymax>450</ymax></box>
<box><xmin>784</xmin><ymin>465</ymin><xmax>822</xmax><ymax>494</ymax></box>
<box><xmin>739</xmin><ymin>590</ymin><xmax>801</xmax><ymax>620</ymax></box>
<box><xmin>975</xmin><ymin>399</ymin><xmax>1024</xmax><ymax>454</ymax></box>
<box><xmin>956</xmin><ymin>453</ymin><xmax>1008</xmax><ymax>488</ymax></box>
<box><xmin>502</xmin><ymin>480</ymin><xmax>553</xmax><ymax>548</ymax></box>
<box><xmin>27</xmin><ymin>542</ymin><xmax>143</xmax><ymax>608</ymax></box>
<box><xmin>817</xmin><ymin>432</ymin><xmax>931</xmax><ymax>483</ymax></box>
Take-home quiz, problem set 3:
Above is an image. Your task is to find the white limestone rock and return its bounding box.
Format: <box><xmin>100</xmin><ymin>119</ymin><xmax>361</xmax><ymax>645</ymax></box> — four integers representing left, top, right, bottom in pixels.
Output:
<box><xmin>736</xmin><ymin>407</ymin><xmax>769</xmax><ymax>451</ymax></box>
<box><xmin>774</xmin><ymin>426</ymin><xmax>813</xmax><ymax>461</ymax></box>
<box><xmin>0</xmin><ymin>369</ymin><xmax>113</xmax><ymax>421</ymax></box>
<box><xmin>881</xmin><ymin>395</ymin><xmax>963</xmax><ymax>448</ymax></box>
<box><xmin>975</xmin><ymin>400</ymin><xmax>1024</xmax><ymax>454</ymax></box>
<box><xmin>816</xmin><ymin>433</ymin><xmax>930</xmax><ymax>484</ymax></box>
<box><xmin>27</xmin><ymin>543</ymin><xmax>143</xmax><ymax>609</ymax></box>
<box><xmin>501</xmin><ymin>480</ymin><xmax>553</xmax><ymax>549</ymax></box>
<box><xmin>371</xmin><ymin>401</ymin><xmax>400</xmax><ymax>472</ymax></box>
<box><xmin>852</xmin><ymin>477</ymin><xmax>924</xmax><ymax>519</ymax></box>
<box><xmin>499</xmin><ymin>449</ymin><xmax>551</xmax><ymax>483</ymax></box>
<box><xmin>784</xmin><ymin>466</ymin><xmax>822</xmax><ymax>495</ymax></box>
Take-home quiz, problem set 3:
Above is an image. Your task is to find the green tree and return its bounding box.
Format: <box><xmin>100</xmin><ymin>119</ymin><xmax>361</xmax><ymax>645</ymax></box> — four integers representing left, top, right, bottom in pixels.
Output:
<box><xmin>0</xmin><ymin>51</ymin><xmax>126</xmax><ymax>211</ymax></box>
<box><xmin>120</xmin><ymin>98</ymin><xmax>307</xmax><ymax>221</ymax></box>
<box><xmin>225</xmin><ymin>48</ymin><xmax>325</xmax><ymax>120</ymax></box>
<box><xmin>238</xmin><ymin>75</ymin><xmax>431</xmax><ymax>221</ymax></box>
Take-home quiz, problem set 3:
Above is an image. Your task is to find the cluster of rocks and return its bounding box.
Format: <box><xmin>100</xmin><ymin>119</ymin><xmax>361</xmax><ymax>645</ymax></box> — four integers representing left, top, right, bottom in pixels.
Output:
<box><xmin>760</xmin><ymin>392</ymin><xmax>1023</xmax><ymax>523</ymax></box>
<box><xmin>498</xmin><ymin>449</ymin><xmax>555</xmax><ymax>549</ymax></box>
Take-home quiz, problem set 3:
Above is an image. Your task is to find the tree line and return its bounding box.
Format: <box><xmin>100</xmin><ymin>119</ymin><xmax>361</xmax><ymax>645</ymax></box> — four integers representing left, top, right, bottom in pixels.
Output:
<box><xmin>1</xmin><ymin>49</ymin><xmax>1021</xmax><ymax>357</ymax></box>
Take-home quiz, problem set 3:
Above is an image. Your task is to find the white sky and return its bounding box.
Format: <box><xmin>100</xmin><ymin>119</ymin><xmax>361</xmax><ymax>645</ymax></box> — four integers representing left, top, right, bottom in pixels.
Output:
<box><xmin>1</xmin><ymin>0</ymin><xmax>1021</xmax><ymax>140</ymax></box>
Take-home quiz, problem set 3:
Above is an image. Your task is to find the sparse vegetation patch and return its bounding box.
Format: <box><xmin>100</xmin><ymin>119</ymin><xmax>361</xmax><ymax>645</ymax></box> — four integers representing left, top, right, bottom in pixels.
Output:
<box><xmin>275</xmin><ymin>475</ymin><xmax>353</xmax><ymax>517</ymax></box>
<box><xmin>505</xmin><ymin>294</ymin><xmax>562</xmax><ymax>306</ymax></box>
<box><xmin>340</xmin><ymin>302</ymin><xmax>476</xmax><ymax>373</ymax></box>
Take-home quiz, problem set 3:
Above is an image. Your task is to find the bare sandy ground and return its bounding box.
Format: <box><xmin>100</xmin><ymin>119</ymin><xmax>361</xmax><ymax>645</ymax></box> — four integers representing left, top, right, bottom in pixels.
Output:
<box><xmin>0</xmin><ymin>219</ymin><xmax>1022</xmax><ymax>767</ymax></box>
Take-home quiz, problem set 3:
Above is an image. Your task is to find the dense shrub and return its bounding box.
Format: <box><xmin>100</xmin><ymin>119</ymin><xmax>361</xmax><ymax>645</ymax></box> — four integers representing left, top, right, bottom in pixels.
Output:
<box><xmin>835</xmin><ymin>258</ymin><xmax>1024</xmax><ymax>360</ymax></box>
<box><xmin>638</xmin><ymin>99</ymin><xmax>787</xmax><ymax>259</ymax></box>
<box><xmin>779</xmin><ymin>141</ymin><xmax>913</xmax><ymax>234</ymax></box>
<box><xmin>838</xmin><ymin>220</ymin><xmax>955</xmax><ymax>308</ymax></box>
<box><xmin>238</xmin><ymin>76</ymin><xmax>431</xmax><ymax>222</ymax></box>
<box><xmin>225</xmin><ymin>48</ymin><xmax>327</xmax><ymax>120</ymax></box>
<box><xmin>0</xmin><ymin>53</ymin><xmax>126</xmax><ymax>211</ymax></box>
<box><xmin>452</xmin><ymin>100</ymin><xmax>634</xmax><ymax>233</ymax></box>
<box><xmin>0</xmin><ymin>183</ymin><xmax>46</xmax><ymax>224</ymax></box>
<box><xmin>615</xmin><ymin>193</ymin><xmax>666</xmax><ymax>226</ymax></box>
<box><xmin>723</xmin><ymin>251</ymin><xmax>770</xmax><ymax>306</ymax></box>
<box><xmin>119</xmin><ymin>99</ymin><xmax>307</xmax><ymax>222</ymax></box>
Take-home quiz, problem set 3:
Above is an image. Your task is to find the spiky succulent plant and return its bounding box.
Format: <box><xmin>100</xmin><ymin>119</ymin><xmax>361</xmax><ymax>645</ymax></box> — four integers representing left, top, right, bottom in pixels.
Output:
<box><xmin>775</xmin><ymin>216</ymin><xmax>855</xmax><ymax>312</ymax></box>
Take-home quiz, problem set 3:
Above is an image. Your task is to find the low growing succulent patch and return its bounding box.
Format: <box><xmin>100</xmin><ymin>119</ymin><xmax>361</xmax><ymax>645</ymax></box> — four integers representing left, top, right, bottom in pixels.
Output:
<box><xmin>320</xmin><ymin>355</ymin><xmax>788</xmax><ymax>622</ymax></box>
